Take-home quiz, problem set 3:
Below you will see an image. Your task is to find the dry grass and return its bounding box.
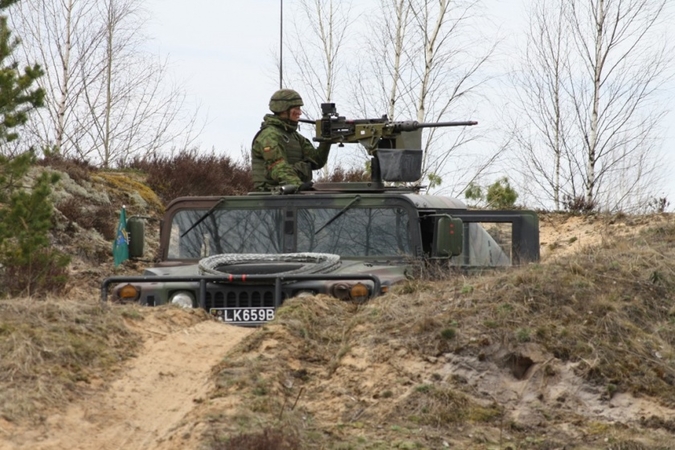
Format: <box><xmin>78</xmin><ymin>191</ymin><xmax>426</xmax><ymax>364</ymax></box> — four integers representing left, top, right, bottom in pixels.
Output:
<box><xmin>485</xmin><ymin>227</ymin><xmax>675</xmax><ymax>402</ymax></box>
<box><xmin>200</xmin><ymin>216</ymin><xmax>675</xmax><ymax>449</ymax></box>
<box><xmin>393</xmin><ymin>384</ymin><xmax>503</xmax><ymax>427</ymax></box>
<box><xmin>0</xmin><ymin>298</ymin><xmax>142</xmax><ymax>423</ymax></box>
<box><xmin>368</xmin><ymin>221</ymin><xmax>675</xmax><ymax>403</ymax></box>
<box><xmin>95</xmin><ymin>172</ymin><xmax>164</xmax><ymax>211</ymax></box>
<box><xmin>210</xmin><ymin>426</ymin><xmax>302</xmax><ymax>450</ymax></box>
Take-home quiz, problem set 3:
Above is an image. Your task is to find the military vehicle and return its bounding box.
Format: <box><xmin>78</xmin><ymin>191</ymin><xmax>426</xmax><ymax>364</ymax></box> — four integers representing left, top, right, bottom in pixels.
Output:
<box><xmin>101</xmin><ymin>105</ymin><xmax>540</xmax><ymax>326</ymax></box>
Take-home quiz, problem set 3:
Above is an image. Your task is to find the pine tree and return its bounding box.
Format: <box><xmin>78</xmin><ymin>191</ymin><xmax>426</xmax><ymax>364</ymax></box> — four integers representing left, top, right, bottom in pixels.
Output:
<box><xmin>0</xmin><ymin>0</ymin><xmax>69</xmax><ymax>297</ymax></box>
<box><xmin>0</xmin><ymin>0</ymin><xmax>44</xmax><ymax>147</ymax></box>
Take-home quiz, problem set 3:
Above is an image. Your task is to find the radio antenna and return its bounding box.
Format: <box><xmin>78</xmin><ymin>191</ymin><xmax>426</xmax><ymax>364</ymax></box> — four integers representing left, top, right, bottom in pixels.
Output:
<box><xmin>279</xmin><ymin>0</ymin><xmax>284</xmax><ymax>89</ymax></box>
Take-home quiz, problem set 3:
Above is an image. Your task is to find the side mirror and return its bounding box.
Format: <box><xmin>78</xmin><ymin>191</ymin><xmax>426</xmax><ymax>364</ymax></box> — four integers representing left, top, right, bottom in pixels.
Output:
<box><xmin>432</xmin><ymin>215</ymin><xmax>463</xmax><ymax>258</ymax></box>
<box><xmin>127</xmin><ymin>217</ymin><xmax>145</xmax><ymax>258</ymax></box>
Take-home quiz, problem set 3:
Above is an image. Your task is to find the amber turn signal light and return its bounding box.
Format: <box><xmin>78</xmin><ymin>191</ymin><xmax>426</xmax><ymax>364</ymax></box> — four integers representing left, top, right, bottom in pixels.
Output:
<box><xmin>118</xmin><ymin>284</ymin><xmax>140</xmax><ymax>301</ymax></box>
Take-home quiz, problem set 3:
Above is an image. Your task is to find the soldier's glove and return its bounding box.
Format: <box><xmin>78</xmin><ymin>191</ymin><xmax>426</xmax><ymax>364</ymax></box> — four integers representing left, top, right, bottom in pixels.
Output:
<box><xmin>298</xmin><ymin>181</ymin><xmax>314</xmax><ymax>192</ymax></box>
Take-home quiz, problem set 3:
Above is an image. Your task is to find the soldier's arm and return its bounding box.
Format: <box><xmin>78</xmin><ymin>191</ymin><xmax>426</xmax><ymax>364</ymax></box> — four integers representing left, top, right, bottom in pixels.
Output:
<box><xmin>301</xmin><ymin>137</ymin><xmax>331</xmax><ymax>170</ymax></box>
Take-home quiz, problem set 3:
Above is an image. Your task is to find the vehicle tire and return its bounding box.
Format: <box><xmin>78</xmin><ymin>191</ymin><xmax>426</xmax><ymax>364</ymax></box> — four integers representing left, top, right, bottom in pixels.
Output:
<box><xmin>198</xmin><ymin>253</ymin><xmax>341</xmax><ymax>276</ymax></box>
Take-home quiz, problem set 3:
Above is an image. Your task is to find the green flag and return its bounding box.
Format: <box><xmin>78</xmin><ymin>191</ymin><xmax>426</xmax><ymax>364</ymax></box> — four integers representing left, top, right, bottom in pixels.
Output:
<box><xmin>112</xmin><ymin>206</ymin><xmax>129</xmax><ymax>267</ymax></box>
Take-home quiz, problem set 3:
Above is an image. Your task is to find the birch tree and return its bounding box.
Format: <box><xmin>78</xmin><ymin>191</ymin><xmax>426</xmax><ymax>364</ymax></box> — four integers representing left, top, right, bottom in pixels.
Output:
<box><xmin>287</xmin><ymin>0</ymin><xmax>353</xmax><ymax>114</ymax></box>
<box><xmin>511</xmin><ymin>0</ymin><xmax>671</xmax><ymax>211</ymax></box>
<box><xmin>79</xmin><ymin>0</ymin><xmax>196</xmax><ymax>167</ymax></box>
<box><xmin>509</xmin><ymin>0</ymin><xmax>574</xmax><ymax>210</ymax></box>
<box><xmin>355</xmin><ymin>0</ymin><xmax>495</xmax><ymax>192</ymax></box>
<box><xmin>9</xmin><ymin>0</ymin><xmax>97</xmax><ymax>154</ymax></box>
<box><xmin>10</xmin><ymin>0</ymin><xmax>197</xmax><ymax>167</ymax></box>
<box><xmin>284</xmin><ymin>0</ymin><xmax>494</xmax><ymax>189</ymax></box>
<box><xmin>408</xmin><ymin>0</ymin><xmax>492</xmax><ymax>189</ymax></box>
<box><xmin>353</xmin><ymin>0</ymin><xmax>414</xmax><ymax>119</ymax></box>
<box><xmin>285</xmin><ymin>0</ymin><xmax>354</xmax><ymax>176</ymax></box>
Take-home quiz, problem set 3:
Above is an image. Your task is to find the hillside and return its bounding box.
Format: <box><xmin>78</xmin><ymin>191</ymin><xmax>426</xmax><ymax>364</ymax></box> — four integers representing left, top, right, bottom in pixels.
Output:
<box><xmin>1</xmin><ymin>166</ymin><xmax>675</xmax><ymax>450</ymax></box>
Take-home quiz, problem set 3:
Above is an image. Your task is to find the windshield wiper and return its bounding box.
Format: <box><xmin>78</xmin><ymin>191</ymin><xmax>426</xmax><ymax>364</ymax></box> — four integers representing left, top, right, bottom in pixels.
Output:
<box><xmin>315</xmin><ymin>195</ymin><xmax>361</xmax><ymax>235</ymax></box>
<box><xmin>180</xmin><ymin>198</ymin><xmax>226</xmax><ymax>238</ymax></box>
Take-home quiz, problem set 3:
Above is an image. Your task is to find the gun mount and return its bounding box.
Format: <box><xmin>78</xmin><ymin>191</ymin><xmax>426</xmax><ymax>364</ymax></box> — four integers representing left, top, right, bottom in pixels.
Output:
<box><xmin>300</xmin><ymin>103</ymin><xmax>477</xmax><ymax>183</ymax></box>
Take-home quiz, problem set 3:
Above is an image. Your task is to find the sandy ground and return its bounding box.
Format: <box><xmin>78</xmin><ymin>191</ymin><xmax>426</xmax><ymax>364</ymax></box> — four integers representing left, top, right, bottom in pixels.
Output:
<box><xmin>537</xmin><ymin>212</ymin><xmax>669</xmax><ymax>261</ymax></box>
<box><xmin>0</xmin><ymin>311</ymin><xmax>254</xmax><ymax>450</ymax></box>
<box><xmin>1</xmin><ymin>213</ymin><xmax>672</xmax><ymax>449</ymax></box>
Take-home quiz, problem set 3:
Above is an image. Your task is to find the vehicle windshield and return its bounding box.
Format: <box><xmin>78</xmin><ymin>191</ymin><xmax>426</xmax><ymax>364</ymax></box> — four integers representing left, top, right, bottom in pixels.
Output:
<box><xmin>296</xmin><ymin>207</ymin><xmax>410</xmax><ymax>256</ymax></box>
<box><xmin>167</xmin><ymin>207</ymin><xmax>411</xmax><ymax>259</ymax></box>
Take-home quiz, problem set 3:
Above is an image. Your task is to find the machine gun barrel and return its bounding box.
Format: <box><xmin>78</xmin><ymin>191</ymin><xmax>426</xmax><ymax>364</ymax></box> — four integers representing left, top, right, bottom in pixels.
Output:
<box><xmin>390</xmin><ymin>120</ymin><xmax>478</xmax><ymax>132</ymax></box>
<box><xmin>299</xmin><ymin>118</ymin><xmax>478</xmax><ymax>129</ymax></box>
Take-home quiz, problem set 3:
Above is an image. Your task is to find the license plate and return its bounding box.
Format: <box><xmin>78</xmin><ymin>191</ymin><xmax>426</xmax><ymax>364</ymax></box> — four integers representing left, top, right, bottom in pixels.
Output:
<box><xmin>210</xmin><ymin>307</ymin><xmax>275</xmax><ymax>324</ymax></box>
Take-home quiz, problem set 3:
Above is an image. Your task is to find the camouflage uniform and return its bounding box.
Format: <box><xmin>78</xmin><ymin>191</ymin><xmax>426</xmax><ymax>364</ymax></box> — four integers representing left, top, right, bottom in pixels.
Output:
<box><xmin>252</xmin><ymin>89</ymin><xmax>331</xmax><ymax>191</ymax></box>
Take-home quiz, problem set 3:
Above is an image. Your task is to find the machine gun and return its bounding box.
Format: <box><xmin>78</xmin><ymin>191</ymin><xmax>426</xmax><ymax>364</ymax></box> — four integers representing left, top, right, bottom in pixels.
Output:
<box><xmin>300</xmin><ymin>103</ymin><xmax>477</xmax><ymax>183</ymax></box>
<box><xmin>300</xmin><ymin>102</ymin><xmax>477</xmax><ymax>153</ymax></box>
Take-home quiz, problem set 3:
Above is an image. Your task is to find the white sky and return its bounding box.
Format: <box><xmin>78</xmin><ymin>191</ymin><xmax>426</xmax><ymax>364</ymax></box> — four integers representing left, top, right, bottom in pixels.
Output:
<box><xmin>143</xmin><ymin>0</ymin><xmax>675</xmax><ymax>208</ymax></box>
<box><xmin>143</xmin><ymin>0</ymin><xmax>283</xmax><ymax>154</ymax></box>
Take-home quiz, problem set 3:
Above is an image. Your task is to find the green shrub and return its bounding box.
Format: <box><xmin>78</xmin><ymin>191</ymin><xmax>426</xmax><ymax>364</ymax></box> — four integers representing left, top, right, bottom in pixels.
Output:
<box><xmin>0</xmin><ymin>154</ymin><xmax>70</xmax><ymax>297</ymax></box>
<box><xmin>486</xmin><ymin>177</ymin><xmax>518</xmax><ymax>209</ymax></box>
<box><xmin>464</xmin><ymin>177</ymin><xmax>518</xmax><ymax>209</ymax></box>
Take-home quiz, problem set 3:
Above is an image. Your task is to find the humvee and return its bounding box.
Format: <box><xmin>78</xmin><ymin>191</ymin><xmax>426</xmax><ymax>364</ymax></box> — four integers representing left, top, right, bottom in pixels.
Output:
<box><xmin>101</xmin><ymin>179</ymin><xmax>539</xmax><ymax>326</ymax></box>
<box><xmin>102</xmin><ymin>107</ymin><xmax>539</xmax><ymax>325</ymax></box>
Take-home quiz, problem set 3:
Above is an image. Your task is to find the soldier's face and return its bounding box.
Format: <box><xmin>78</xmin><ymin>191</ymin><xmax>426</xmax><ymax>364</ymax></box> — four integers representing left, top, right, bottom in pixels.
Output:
<box><xmin>288</xmin><ymin>106</ymin><xmax>302</xmax><ymax>121</ymax></box>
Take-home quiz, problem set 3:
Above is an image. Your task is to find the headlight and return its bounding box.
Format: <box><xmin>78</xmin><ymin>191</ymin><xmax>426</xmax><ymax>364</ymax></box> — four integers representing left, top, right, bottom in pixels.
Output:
<box><xmin>331</xmin><ymin>283</ymin><xmax>370</xmax><ymax>301</ymax></box>
<box><xmin>170</xmin><ymin>291</ymin><xmax>194</xmax><ymax>308</ymax></box>
<box><xmin>350</xmin><ymin>283</ymin><xmax>369</xmax><ymax>302</ymax></box>
<box><xmin>118</xmin><ymin>284</ymin><xmax>140</xmax><ymax>301</ymax></box>
<box><xmin>331</xmin><ymin>283</ymin><xmax>351</xmax><ymax>300</ymax></box>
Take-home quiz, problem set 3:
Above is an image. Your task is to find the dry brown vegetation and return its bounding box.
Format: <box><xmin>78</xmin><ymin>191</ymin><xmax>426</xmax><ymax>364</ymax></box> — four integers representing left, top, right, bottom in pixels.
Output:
<box><xmin>128</xmin><ymin>149</ymin><xmax>254</xmax><ymax>204</ymax></box>
<box><xmin>2</xmin><ymin>155</ymin><xmax>675</xmax><ymax>449</ymax></box>
<box><xmin>0</xmin><ymin>300</ymin><xmax>142</xmax><ymax>422</ymax></box>
<box><xmin>195</xmin><ymin>217</ymin><xmax>675</xmax><ymax>450</ymax></box>
<box><xmin>316</xmin><ymin>165</ymin><xmax>371</xmax><ymax>182</ymax></box>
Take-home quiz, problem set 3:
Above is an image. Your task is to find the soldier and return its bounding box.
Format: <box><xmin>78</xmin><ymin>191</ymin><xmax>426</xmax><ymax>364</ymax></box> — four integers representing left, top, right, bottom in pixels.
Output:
<box><xmin>251</xmin><ymin>89</ymin><xmax>332</xmax><ymax>192</ymax></box>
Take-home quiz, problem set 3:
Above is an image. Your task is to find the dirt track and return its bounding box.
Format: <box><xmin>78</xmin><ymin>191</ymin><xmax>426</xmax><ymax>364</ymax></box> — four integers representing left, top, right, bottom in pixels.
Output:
<box><xmin>0</xmin><ymin>312</ymin><xmax>254</xmax><ymax>450</ymax></box>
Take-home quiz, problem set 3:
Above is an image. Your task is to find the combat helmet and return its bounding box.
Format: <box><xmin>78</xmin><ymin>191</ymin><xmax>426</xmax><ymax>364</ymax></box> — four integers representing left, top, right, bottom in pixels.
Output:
<box><xmin>269</xmin><ymin>89</ymin><xmax>303</xmax><ymax>113</ymax></box>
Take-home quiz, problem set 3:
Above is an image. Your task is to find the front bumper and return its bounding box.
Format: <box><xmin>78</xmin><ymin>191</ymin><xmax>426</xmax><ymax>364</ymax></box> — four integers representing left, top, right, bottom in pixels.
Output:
<box><xmin>101</xmin><ymin>273</ymin><xmax>382</xmax><ymax>325</ymax></box>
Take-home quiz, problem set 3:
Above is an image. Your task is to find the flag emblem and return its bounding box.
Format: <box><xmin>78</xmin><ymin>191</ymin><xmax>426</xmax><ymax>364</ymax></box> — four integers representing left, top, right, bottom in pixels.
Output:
<box><xmin>112</xmin><ymin>206</ymin><xmax>129</xmax><ymax>267</ymax></box>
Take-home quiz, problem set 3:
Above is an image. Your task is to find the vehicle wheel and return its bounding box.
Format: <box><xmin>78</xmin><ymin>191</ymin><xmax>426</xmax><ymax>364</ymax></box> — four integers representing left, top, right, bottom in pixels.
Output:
<box><xmin>198</xmin><ymin>253</ymin><xmax>341</xmax><ymax>276</ymax></box>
